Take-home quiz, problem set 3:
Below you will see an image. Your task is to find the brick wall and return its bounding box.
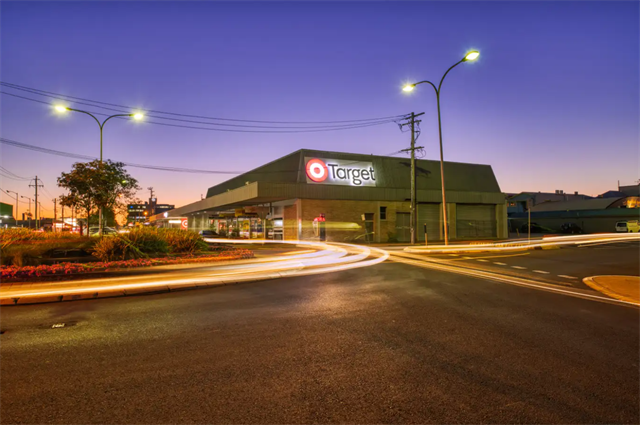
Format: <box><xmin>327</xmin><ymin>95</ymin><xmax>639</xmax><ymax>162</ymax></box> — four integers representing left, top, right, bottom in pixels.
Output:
<box><xmin>299</xmin><ymin>199</ymin><xmax>411</xmax><ymax>243</ymax></box>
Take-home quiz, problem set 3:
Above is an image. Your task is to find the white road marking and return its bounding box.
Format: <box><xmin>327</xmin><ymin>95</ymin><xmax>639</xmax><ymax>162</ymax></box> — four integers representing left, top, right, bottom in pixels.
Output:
<box><xmin>463</xmin><ymin>257</ymin><xmax>473</xmax><ymax>260</ymax></box>
<box><xmin>448</xmin><ymin>254</ymin><xmax>459</xmax><ymax>257</ymax></box>
<box><xmin>493</xmin><ymin>262</ymin><xmax>507</xmax><ymax>266</ymax></box>
<box><xmin>558</xmin><ymin>275</ymin><xmax>578</xmax><ymax>279</ymax></box>
<box><xmin>533</xmin><ymin>270</ymin><xmax>550</xmax><ymax>274</ymax></box>
<box><xmin>512</xmin><ymin>266</ymin><xmax>526</xmax><ymax>269</ymax></box>
<box><xmin>388</xmin><ymin>253</ymin><xmax>639</xmax><ymax>308</ymax></box>
<box><xmin>477</xmin><ymin>259</ymin><xmax>489</xmax><ymax>262</ymax></box>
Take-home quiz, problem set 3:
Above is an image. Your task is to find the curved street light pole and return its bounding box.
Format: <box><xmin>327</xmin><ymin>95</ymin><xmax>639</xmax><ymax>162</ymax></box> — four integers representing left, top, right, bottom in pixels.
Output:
<box><xmin>20</xmin><ymin>196</ymin><xmax>32</xmax><ymax>228</ymax></box>
<box><xmin>403</xmin><ymin>51</ymin><xmax>479</xmax><ymax>245</ymax></box>
<box><xmin>55</xmin><ymin>106</ymin><xmax>143</xmax><ymax>237</ymax></box>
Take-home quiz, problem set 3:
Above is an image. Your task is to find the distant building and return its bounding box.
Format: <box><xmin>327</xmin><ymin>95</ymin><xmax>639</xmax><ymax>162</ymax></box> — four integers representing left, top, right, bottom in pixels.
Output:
<box><xmin>127</xmin><ymin>201</ymin><xmax>175</xmax><ymax>225</ymax></box>
<box><xmin>0</xmin><ymin>202</ymin><xmax>16</xmax><ymax>228</ymax></box>
<box><xmin>509</xmin><ymin>196</ymin><xmax>639</xmax><ymax>234</ymax></box>
<box><xmin>507</xmin><ymin>190</ymin><xmax>592</xmax><ymax>214</ymax></box>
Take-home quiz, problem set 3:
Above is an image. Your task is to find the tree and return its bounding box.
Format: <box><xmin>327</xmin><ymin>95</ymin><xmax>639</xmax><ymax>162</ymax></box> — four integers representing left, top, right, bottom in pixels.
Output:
<box><xmin>57</xmin><ymin>160</ymin><xmax>141</xmax><ymax>229</ymax></box>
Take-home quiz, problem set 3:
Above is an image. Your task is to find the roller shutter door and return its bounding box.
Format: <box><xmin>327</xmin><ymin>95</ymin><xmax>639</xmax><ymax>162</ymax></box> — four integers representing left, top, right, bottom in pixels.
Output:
<box><xmin>395</xmin><ymin>212</ymin><xmax>411</xmax><ymax>242</ymax></box>
<box><xmin>457</xmin><ymin>204</ymin><xmax>496</xmax><ymax>238</ymax></box>
<box><xmin>417</xmin><ymin>203</ymin><xmax>440</xmax><ymax>241</ymax></box>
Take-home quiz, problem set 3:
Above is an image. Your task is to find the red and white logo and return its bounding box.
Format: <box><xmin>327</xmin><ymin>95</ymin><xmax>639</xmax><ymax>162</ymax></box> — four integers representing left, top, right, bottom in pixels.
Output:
<box><xmin>306</xmin><ymin>158</ymin><xmax>328</xmax><ymax>182</ymax></box>
<box><xmin>181</xmin><ymin>218</ymin><xmax>188</xmax><ymax>229</ymax></box>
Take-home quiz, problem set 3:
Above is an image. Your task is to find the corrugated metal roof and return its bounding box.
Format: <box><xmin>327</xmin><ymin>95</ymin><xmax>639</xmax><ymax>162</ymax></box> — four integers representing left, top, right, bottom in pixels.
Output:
<box><xmin>206</xmin><ymin>149</ymin><xmax>501</xmax><ymax>197</ymax></box>
<box><xmin>530</xmin><ymin>197</ymin><xmax>623</xmax><ymax>212</ymax></box>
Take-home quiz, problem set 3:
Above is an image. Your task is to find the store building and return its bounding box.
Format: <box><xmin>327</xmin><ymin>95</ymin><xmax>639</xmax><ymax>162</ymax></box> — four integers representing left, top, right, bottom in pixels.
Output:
<box><xmin>150</xmin><ymin>149</ymin><xmax>508</xmax><ymax>242</ymax></box>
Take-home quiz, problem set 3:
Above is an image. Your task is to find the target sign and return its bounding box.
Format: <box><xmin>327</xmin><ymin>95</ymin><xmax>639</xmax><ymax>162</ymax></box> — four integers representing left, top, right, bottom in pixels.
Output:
<box><xmin>305</xmin><ymin>158</ymin><xmax>328</xmax><ymax>182</ymax></box>
<box><xmin>181</xmin><ymin>218</ymin><xmax>188</xmax><ymax>229</ymax></box>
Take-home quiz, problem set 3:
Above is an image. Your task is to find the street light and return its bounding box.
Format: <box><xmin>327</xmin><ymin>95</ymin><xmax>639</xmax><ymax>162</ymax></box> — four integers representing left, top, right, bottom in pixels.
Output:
<box><xmin>54</xmin><ymin>105</ymin><xmax>144</xmax><ymax>236</ymax></box>
<box><xmin>6</xmin><ymin>190</ymin><xmax>18</xmax><ymax>225</ymax></box>
<box><xmin>402</xmin><ymin>50</ymin><xmax>480</xmax><ymax>245</ymax></box>
<box><xmin>20</xmin><ymin>195</ymin><xmax>32</xmax><ymax>228</ymax></box>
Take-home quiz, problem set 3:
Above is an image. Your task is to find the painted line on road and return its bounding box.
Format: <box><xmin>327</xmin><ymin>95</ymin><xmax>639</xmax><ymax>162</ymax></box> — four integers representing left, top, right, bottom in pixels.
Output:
<box><xmin>533</xmin><ymin>270</ymin><xmax>550</xmax><ymax>274</ymax></box>
<box><xmin>493</xmin><ymin>262</ymin><xmax>507</xmax><ymax>266</ymax></box>
<box><xmin>389</xmin><ymin>252</ymin><xmax>639</xmax><ymax>308</ymax></box>
<box><xmin>558</xmin><ymin>275</ymin><xmax>578</xmax><ymax>280</ymax></box>
<box><xmin>448</xmin><ymin>254</ymin><xmax>460</xmax><ymax>257</ymax></box>
<box><xmin>512</xmin><ymin>266</ymin><xmax>526</xmax><ymax>269</ymax></box>
<box><xmin>477</xmin><ymin>259</ymin><xmax>489</xmax><ymax>262</ymax></box>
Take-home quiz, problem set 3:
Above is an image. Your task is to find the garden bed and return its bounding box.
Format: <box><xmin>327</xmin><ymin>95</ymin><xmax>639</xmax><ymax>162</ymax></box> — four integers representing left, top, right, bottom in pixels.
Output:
<box><xmin>0</xmin><ymin>249</ymin><xmax>254</xmax><ymax>283</ymax></box>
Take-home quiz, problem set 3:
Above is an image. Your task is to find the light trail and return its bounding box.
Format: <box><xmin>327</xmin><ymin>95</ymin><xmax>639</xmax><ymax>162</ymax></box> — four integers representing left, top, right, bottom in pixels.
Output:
<box><xmin>389</xmin><ymin>251</ymin><xmax>639</xmax><ymax>308</ymax></box>
<box><xmin>404</xmin><ymin>233</ymin><xmax>640</xmax><ymax>254</ymax></box>
<box><xmin>0</xmin><ymin>240</ymin><xmax>389</xmax><ymax>303</ymax></box>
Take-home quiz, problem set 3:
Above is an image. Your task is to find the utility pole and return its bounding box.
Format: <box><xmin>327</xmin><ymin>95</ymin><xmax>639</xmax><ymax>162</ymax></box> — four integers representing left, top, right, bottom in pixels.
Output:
<box><xmin>399</xmin><ymin>112</ymin><xmax>425</xmax><ymax>244</ymax></box>
<box><xmin>61</xmin><ymin>199</ymin><xmax>65</xmax><ymax>232</ymax></box>
<box><xmin>21</xmin><ymin>196</ymin><xmax>32</xmax><ymax>228</ymax></box>
<box><xmin>29</xmin><ymin>176</ymin><xmax>43</xmax><ymax>230</ymax></box>
<box><xmin>53</xmin><ymin>198</ymin><xmax>57</xmax><ymax>232</ymax></box>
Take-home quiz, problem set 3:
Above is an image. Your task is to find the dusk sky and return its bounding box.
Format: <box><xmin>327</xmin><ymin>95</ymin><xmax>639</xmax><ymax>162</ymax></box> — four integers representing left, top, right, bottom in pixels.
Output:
<box><xmin>1</xmin><ymin>1</ymin><xmax>638</xmax><ymax>215</ymax></box>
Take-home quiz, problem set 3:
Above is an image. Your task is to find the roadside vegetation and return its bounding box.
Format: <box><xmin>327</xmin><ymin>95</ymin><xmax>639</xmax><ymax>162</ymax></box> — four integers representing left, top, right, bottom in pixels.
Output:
<box><xmin>0</xmin><ymin>228</ymin><xmax>252</xmax><ymax>281</ymax></box>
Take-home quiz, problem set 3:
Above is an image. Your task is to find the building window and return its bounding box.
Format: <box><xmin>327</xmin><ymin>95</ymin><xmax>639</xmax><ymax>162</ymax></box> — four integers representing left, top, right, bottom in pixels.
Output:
<box><xmin>380</xmin><ymin>206</ymin><xmax>387</xmax><ymax>220</ymax></box>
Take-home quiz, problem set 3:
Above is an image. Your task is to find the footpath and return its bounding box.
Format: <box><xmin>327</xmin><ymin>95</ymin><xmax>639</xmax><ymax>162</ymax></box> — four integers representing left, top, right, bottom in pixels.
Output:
<box><xmin>583</xmin><ymin>276</ymin><xmax>640</xmax><ymax>305</ymax></box>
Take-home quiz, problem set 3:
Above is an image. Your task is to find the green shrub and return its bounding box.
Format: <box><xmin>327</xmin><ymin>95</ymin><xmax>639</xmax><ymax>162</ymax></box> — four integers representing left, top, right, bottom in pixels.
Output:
<box><xmin>0</xmin><ymin>229</ymin><xmax>97</xmax><ymax>266</ymax></box>
<box><xmin>92</xmin><ymin>237</ymin><xmax>146</xmax><ymax>262</ymax></box>
<box><xmin>123</xmin><ymin>228</ymin><xmax>169</xmax><ymax>254</ymax></box>
<box><xmin>159</xmin><ymin>229</ymin><xmax>209</xmax><ymax>254</ymax></box>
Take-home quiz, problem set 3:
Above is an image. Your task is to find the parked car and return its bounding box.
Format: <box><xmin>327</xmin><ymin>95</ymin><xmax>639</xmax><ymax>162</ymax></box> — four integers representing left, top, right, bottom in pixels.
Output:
<box><xmin>199</xmin><ymin>230</ymin><xmax>218</xmax><ymax>237</ymax></box>
<box><xmin>616</xmin><ymin>220</ymin><xmax>640</xmax><ymax>233</ymax></box>
<box><xmin>519</xmin><ymin>222</ymin><xmax>546</xmax><ymax>233</ymax></box>
<box><xmin>560</xmin><ymin>223</ymin><xmax>582</xmax><ymax>234</ymax></box>
<box><xmin>88</xmin><ymin>226</ymin><xmax>118</xmax><ymax>236</ymax></box>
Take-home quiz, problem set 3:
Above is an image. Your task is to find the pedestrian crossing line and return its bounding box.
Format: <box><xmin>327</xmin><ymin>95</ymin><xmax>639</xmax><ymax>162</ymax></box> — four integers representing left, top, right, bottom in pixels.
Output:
<box><xmin>512</xmin><ymin>266</ymin><xmax>526</xmax><ymax>269</ymax></box>
<box><xmin>558</xmin><ymin>275</ymin><xmax>578</xmax><ymax>280</ymax></box>
<box><xmin>493</xmin><ymin>262</ymin><xmax>507</xmax><ymax>266</ymax></box>
<box><xmin>533</xmin><ymin>270</ymin><xmax>550</xmax><ymax>274</ymax></box>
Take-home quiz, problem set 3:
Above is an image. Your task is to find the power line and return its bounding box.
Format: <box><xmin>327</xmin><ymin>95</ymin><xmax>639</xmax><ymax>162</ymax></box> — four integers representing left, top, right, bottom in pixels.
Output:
<box><xmin>1</xmin><ymin>81</ymin><xmax>408</xmax><ymax>125</ymax></box>
<box><xmin>0</xmin><ymin>166</ymin><xmax>32</xmax><ymax>180</ymax></box>
<box><xmin>0</xmin><ymin>137</ymin><xmax>244</xmax><ymax>175</ymax></box>
<box><xmin>2</xmin><ymin>88</ymin><xmax>400</xmax><ymax>129</ymax></box>
<box><xmin>2</xmin><ymin>90</ymin><xmax>401</xmax><ymax>133</ymax></box>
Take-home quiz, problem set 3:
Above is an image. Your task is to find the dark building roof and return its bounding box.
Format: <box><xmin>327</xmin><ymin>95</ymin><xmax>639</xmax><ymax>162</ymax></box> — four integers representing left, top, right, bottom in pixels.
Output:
<box><xmin>206</xmin><ymin>149</ymin><xmax>501</xmax><ymax>198</ymax></box>
<box><xmin>530</xmin><ymin>197</ymin><xmax>623</xmax><ymax>212</ymax></box>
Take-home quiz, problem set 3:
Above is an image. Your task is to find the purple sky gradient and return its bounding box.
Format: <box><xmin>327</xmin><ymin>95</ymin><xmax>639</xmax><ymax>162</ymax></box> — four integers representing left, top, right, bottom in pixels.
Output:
<box><xmin>1</xmin><ymin>1</ymin><xmax>638</xmax><ymax>215</ymax></box>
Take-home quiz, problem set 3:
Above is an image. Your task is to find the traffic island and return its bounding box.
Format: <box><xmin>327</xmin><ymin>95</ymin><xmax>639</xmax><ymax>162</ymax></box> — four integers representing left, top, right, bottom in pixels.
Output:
<box><xmin>583</xmin><ymin>276</ymin><xmax>640</xmax><ymax>304</ymax></box>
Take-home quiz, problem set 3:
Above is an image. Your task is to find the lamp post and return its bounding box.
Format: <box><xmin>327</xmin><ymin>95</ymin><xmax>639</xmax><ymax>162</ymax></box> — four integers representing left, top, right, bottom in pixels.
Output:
<box><xmin>6</xmin><ymin>190</ymin><xmax>18</xmax><ymax>226</ymax></box>
<box><xmin>402</xmin><ymin>50</ymin><xmax>479</xmax><ymax>245</ymax></box>
<box><xmin>55</xmin><ymin>105</ymin><xmax>143</xmax><ymax>237</ymax></box>
<box><xmin>20</xmin><ymin>196</ymin><xmax>32</xmax><ymax>228</ymax></box>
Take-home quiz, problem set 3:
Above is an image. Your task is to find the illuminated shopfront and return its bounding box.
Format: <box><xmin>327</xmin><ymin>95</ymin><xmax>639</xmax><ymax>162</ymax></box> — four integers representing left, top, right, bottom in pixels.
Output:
<box><xmin>150</xmin><ymin>149</ymin><xmax>508</xmax><ymax>242</ymax></box>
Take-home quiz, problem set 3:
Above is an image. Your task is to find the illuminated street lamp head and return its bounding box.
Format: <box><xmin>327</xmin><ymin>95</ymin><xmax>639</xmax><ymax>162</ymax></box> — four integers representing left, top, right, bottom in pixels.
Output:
<box><xmin>464</xmin><ymin>51</ymin><xmax>480</xmax><ymax>61</ymax></box>
<box><xmin>54</xmin><ymin>105</ymin><xmax>68</xmax><ymax>113</ymax></box>
<box><xmin>132</xmin><ymin>113</ymin><xmax>144</xmax><ymax>120</ymax></box>
<box><xmin>402</xmin><ymin>84</ymin><xmax>416</xmax><ymax>92</ymax></box>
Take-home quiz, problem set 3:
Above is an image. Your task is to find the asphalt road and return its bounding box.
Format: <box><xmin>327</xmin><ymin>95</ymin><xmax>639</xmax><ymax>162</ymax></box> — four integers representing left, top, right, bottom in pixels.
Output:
<box><xmin>1</xmin><ymin>250</ymin><xmax>638</xmax><ymax>424</ymax></box>
<box><xmin>411</xmin><ymin>240</ymin><xmax>640</xmax><ymax>290</ymax></box>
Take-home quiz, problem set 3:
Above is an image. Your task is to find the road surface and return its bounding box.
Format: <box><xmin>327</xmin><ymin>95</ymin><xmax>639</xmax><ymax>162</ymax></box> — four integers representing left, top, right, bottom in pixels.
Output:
<box><xmin>1</xmin><ymin>243</ymin><xmax>638</xmax><ymax>424</ymax></box>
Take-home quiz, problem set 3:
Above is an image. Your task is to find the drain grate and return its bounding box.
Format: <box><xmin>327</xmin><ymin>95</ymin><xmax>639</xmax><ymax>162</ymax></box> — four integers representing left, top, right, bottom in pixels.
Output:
<box><xmin>51</xmin><ymin>323</ymin><xmax>66</xmax><ymax>329</ymax></box>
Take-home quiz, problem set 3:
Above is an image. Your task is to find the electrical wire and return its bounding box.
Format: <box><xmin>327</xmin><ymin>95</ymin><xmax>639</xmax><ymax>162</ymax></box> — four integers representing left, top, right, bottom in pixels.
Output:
<box><xmin>0</xmin><ymin>137</ymin><xmax>244</xmax><ymax>175</ymax></box>
<box><xmin>1</xmin><ymin>81</ymin><xmax>409</xmax><ymax>126</ymax></box>
<box><xmin>2</xmin><ymin>91</ymin><xmax>402</xmax><ymax>133</ymax></box>
<box><xmin>0</xmin><ymin>166</ymin><xmax>32</xmax><ymax>180</ymax></box>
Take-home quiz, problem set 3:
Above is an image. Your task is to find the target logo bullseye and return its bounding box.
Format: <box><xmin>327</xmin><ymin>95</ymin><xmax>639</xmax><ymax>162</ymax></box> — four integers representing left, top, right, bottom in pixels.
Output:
<box><xmin>306</xmin><ymin>158</ymin><xmax>328</xmax><ymax>182</ymax></box>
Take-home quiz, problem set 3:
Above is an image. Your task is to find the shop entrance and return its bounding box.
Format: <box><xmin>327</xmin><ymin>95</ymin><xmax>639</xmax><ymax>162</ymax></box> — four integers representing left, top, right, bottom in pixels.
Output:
<box><xmin>395</xmin><ymin>212</ymin><xmax>411</xmax><ymax>242</ymax></box>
